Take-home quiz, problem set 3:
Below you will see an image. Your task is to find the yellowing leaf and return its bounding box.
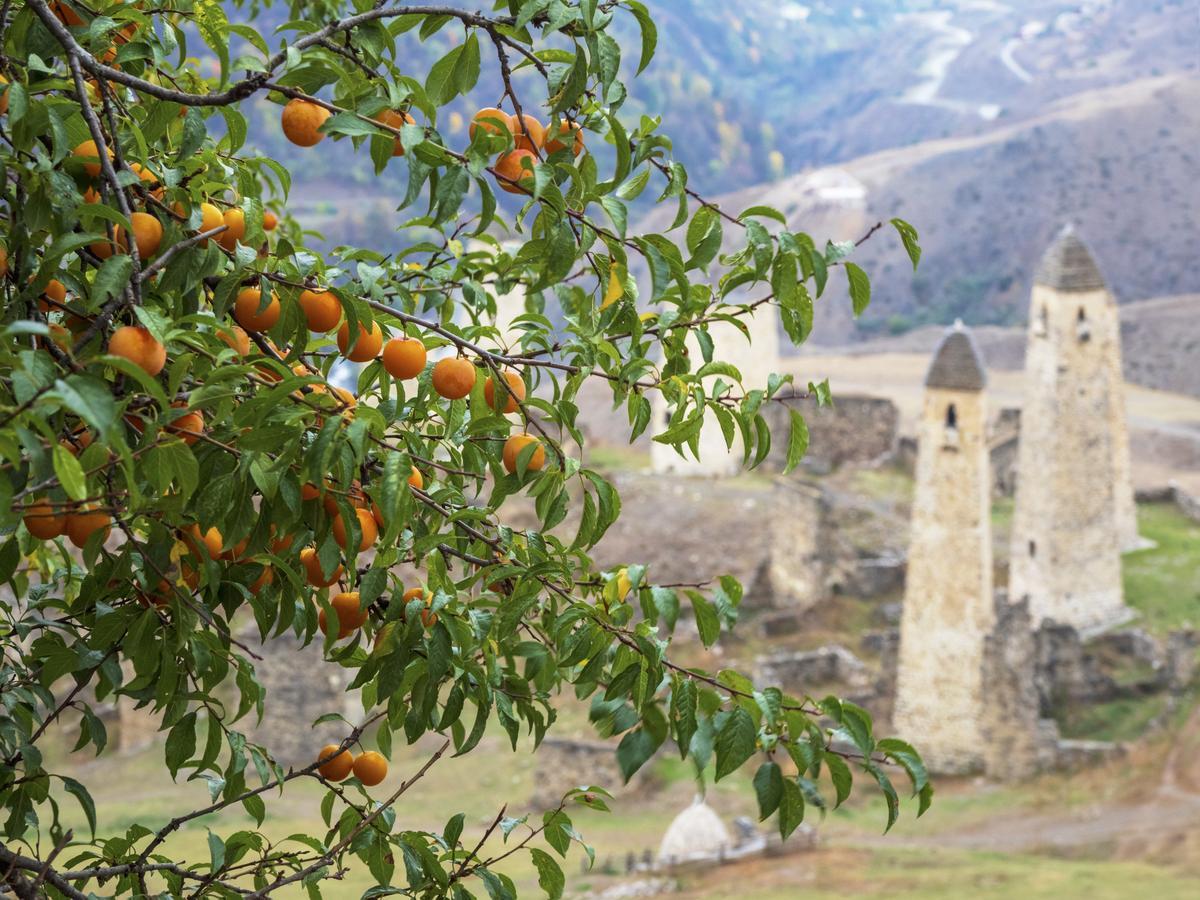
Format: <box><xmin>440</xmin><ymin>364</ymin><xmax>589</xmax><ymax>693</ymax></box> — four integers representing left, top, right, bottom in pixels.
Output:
<box><xmin>600</xmin><ymin>265</ymin><xmax>624</xmax><ymax>310</ymax></box>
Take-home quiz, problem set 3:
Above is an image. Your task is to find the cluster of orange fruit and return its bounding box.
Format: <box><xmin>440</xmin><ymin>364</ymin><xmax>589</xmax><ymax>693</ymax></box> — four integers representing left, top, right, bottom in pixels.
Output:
<box><xmin>278</xmin><ymin>96</ymin><xmax>583</xmax><ymax>197</ymax></box>
<box><xmin>315</xmin><ymin>744</ymin><xmax>388</xmax><ymax>788</ymax></box>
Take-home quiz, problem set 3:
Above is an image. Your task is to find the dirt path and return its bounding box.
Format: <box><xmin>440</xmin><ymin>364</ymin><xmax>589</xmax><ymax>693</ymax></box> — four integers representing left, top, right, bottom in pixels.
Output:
<box><xmin>867</xmin><ymin>709</ymin><xmax>1200</xmax><ymax>857</ymax></box>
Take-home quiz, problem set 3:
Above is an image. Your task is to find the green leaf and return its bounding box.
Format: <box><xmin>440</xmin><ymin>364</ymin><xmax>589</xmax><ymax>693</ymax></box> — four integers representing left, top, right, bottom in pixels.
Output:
<box><xmin>61</xmin><ymin>776</ymin><xmax>97</xmax><ymax>838</ymax></box>
<box><xmin>714</xmin><ymin>707</ymin><xmax>756</xmax><ymax>781</ymax></box>
<box><xmin>778</xmin><ymin>777</ymin><xmax>806</xmax><ymax>838</ymax></box>
<box><xmin>783</xmin><ymin>410</ymin><xmax>809</xmax><ymax>474</ymax></box>
<box><xmin>529</xmin><ymin>847</ymin><xmax>565</xmax><ymax>900</ymax></box>
<box><xmin>753</xmin><ymin>761</ymin><xmax>783</xmax><ymax>820</ymax></box>
<box><xmin>845</xmin><ymin>262</ymin><xmax>871</xmax><ymax>317</ymax></box>
<box><xmin>825</xmin><ymin>753</ymin><xmax>853</xmax><ymax>808</ymax></box>
<box><xmin>691</xmin><ymin>593</ymin><xmax>720</xmax><ymax>647</ymax></box>
<box><xmin>616</xmin><ymin>727</ymin><xmax>658</xmax><ymax>781</ymax></box>
<box><xmin>626</xmin><ymin>1</ymin><xmax>658</xmax><ymax>74</ymax></box>
<box><xmin>52</xmin><ymin>443</ymin><xmax>87</xmax><ymax>501</ymax></box>
<box><xmin>890</xmin><ymin>217</ymin><xmax>922</xmax><ymax>270</ymax></box>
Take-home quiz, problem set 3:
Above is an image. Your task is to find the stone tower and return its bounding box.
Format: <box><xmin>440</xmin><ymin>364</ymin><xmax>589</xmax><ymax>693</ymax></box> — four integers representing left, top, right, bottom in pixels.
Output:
<box><xmin>1008</xmin><ymin>228</ymin><xmax>1135</xmax><ymax>633</ymax></box>
<box><xmin>893</xmin><ymin>323</ymin><xmax>994</xmax><ymax>774</ymax></box>
<box><xmin>650</xmin><ymin>309</ymin><xmax>780</xmax><ymax>476</ymax></box>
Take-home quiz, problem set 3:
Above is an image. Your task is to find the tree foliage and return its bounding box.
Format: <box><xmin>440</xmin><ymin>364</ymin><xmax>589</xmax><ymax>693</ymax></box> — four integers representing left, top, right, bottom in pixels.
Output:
<box><xmin>0</xmin><ymin>1</ymin><xmax>928</xmax><ymax>896</ymax></box>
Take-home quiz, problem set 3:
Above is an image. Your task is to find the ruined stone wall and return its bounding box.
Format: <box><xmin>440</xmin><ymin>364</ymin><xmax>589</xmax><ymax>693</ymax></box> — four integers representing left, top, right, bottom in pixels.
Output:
<box><xmin>244</xmin><ymin>631</ymin><xmax>355</xmax><ymax>767</ymax></box>
<box><xmin>529</xmin><ymin>737</ymin><xmax>642</xmax><ymax>809</ymax></box>
<box><xmin>650</xmin><ymin>310</ymin><xmax>779</xmax><ymax>477</ymax></box>
<box><xmin>980</xmin><ymin>596</ymin><xmax>1056</xmax><ymax>780</ymax></box>
<box><xmin>1009</xmin><ymin>285</ymin><xmax>1129</xmax><ymax>632</ymax></box>
<box><xmin>892</xmin><ymin>387</ymin><xmax>994</xmax><ymax>774</ymax></box>
<box><xmin>764</xmin><ymin>395</ymin><xmax>899</xmax><ymax>474</ymax></box>
<box><xmin>765</xmin><ymin>481</ymin><xmax>826</xmax><ymax>616</ymax></box>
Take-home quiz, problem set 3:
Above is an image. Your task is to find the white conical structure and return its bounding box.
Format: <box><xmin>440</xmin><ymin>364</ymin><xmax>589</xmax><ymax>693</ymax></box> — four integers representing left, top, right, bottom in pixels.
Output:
<box><xmin>658</xmin><ymin>796</ymin><xmax>732</xmax><ymax>865</ymax></box>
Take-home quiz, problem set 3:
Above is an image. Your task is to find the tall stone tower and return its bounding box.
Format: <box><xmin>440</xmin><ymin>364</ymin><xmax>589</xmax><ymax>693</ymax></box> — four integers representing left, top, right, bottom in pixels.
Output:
<box><xmin>1008</xmin><ymin>227</ymin><xmax>1135</xmax><ymax>633</ymax></box>
<box><xmin>650</xmin><ymin>308</ymin><xmax>780</xmax><ymax>476</ymax></box>
<box><xmin>893</xmin><ymin>323</ymin><xmax>994</xmax><ymax>774</ymax></box>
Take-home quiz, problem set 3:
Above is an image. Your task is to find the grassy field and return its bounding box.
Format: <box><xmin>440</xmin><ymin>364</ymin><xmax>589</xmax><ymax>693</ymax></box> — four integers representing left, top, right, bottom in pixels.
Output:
<box><xmin>1125</xmin><ymin>502</ymin><xmax>1200</xmax><ymax>633</ymax></box>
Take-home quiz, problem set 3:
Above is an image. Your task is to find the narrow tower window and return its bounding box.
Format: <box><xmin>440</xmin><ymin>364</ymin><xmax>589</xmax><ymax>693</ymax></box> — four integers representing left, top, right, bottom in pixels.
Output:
<box><xmin>945</xmin><ymin>404</ymin><xmax>958</xmax><ymax>428</ymax></box>
<box><xmin>943</xmin><ymin>403</ymin><xmax>959</xmax><ymax>448</ymax></box>
<box><xmin>1028</xmin><ymin>540</ymin><xmax>1036</xmax><ymax>558</ymax></box>
<box><xmin>1076</xmin><ymin>306</ymin><xmax>1091</xmax><ymax>342</ymax></box>
<box><xmin>1034</xmin><ymin>304</ymin><xmax>1048</xmax><ymax>337</ymax></box>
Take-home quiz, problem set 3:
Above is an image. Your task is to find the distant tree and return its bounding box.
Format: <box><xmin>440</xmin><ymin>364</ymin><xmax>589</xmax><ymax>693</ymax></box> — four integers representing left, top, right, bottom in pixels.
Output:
<box><xmin>0</xmin><ymin>1</ymin><xmax>927</xmax><ymax>896</ymax></box>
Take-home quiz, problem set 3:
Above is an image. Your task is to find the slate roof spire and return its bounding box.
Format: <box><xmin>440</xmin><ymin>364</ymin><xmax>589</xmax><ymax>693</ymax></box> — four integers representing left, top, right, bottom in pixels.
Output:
<box><xmin>1035</xmin><ymin>224</ymin><xmax>1107</xmax><ymax>292</ymax></box>
<box><xmin>925</xmin><ymin>319</ymin><xmax>986</xmax><ymax>391</ymax></box>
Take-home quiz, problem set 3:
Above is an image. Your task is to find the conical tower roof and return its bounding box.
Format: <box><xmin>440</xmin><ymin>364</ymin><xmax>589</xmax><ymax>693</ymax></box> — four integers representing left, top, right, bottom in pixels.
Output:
<box><xmin>658</xmin><ymin>796</ymin><xmax>732</xmax><ymax>863</ymax></box>
<box><xmin>1034</xmin><ymin>225</ymin><xmax>1107</xmax><ymax>292</ymax></box>
<box><xmin>925</xmin><ymin>320</ymin><xmax>986</xmax><ymax>391</ymax></box>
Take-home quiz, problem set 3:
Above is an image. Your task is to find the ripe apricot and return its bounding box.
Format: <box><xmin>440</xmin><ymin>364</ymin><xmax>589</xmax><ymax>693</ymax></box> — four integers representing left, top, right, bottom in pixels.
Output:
<box><xmin>300</xmin><ymin>547</ymin><xmax>343</xmax><ymax>588</ymax></box>
<box><xmin>281</xmin><ymin>98</ymin><xmax>330</xmax><ymax>147</ymax></box>
<box><xmin>494</xmin><ymin>149</ymin><xmax>536</xmax><ymax>194</ymax></box>
<box><xmin>24</xmin><ymin>501</ymin><xmax>67</xmax><ymax>540</ymax></box>
<box><xmin>233</xmin><ymin>287</ymin><xmax>280</xmax><ymax>333</ymax></box>
<box><xmin>72</xmin><ymin>139</ymin><xmax>113</xmax><ymax>177</ymax></box>
<box><xmin>186</xmin><ymin>523</ymin><xmax>223</xmax><ymax>560</ymax></box>
<box><xmin>316</xmin><ymin>744</ymin><xmax>354</xmax><ymax>781</ymax></box>
<box><xmin>375</xmin><ymin>109</ymin><xmax>415</xmax><ymax>156</ymax></box>
<box><xmin>323</xmin><ymin>480</ymin><xmax>366</xmax><ymax>515</ymax></box>
<box><xmin>484</xmin><ymin>370</ymin><xmax>526</xmax><ymax>414</ymax></box>
<box><xmin>38</xmin><ymin>278</ymin><xmax>67</xmax><ymax>312</ymax></box>
<box><xmin>109</xmin><ymin>325</ymin><xmax>166</xmax><ymax>376</ymax></box>
<box><xmin>0</xmin><ymin>246</ymin><xmax>7</xmax><ymax>277</ymax></box>
<box><xmin>301</xmin><ymin>483</ymin><xmax>321</xmax><ymax>502</ymax></box>
<box><xmin>509</xmin><ymin>114</ymin><xmax>544</xmax><ymax>152</ymax></box>
<box><xmin>52</xmin><ymin>2</ymin><xmax>85</xmax><ymax>27</ymax></box>
<box><xmin>431</xmin><ymin>357</ymin><xmax>475</xmax><ymax>399</ymax></box>
<box><xmin>167</xmin><ymin>408</ymin><xmax>204</xmax><ymax>445</ymax></box>
<box><xmin>409</xmin><ymin>466</ymin><xmax>424</xmax><ymax>490</ymax></box>
<box><xmin>120</xmin><ymin>212</ymin><xmax>163</xmax><ymax>258</ymax></box>
<box><xmin>319</xmin><ymin>591</ymin><xmax>368</xmax><ymax>638</ymax></box>
<box><xmin>382</xmin><ymin>337</ymin><xmax>426</xmax><ymax>380</ymax></box>
<box><xmin>216</xmin><ymin>325</ymin><xmax>250</xmax><ymax>356</ymax></box>
<box><xmin>544</xmin><ymin>119</ymin><xmax>584</xmax><ymax>156</ymax></box>
<box><xmin>130</xmin><ymin>163</ymin><xmax>164</xmax><ymax>200</ymax></box>
<box><xmin>336</xmin><ymin>320</ymin><xmax>383</xmax><ymax>362</ymax></box>
<box><xmin>332</xmin><ymin>507</ymin><xmax>377</xmax><ymax>554</ymax></box>
<box><xmin>503</xmin><ymin>433</ymin><xmax>545</xmax><ymax>475</ymax></box>
<box><xmin>470</xmin><ymin>107</ymin><xmax>512</xmax><ymax>141</ymax></box>
<box><xmin>299</xmin><ymin>289</ymin><xmax>341</xmax><ymax>333</ymax></box>
<box><xmin>402</xmin><ymin>587</ymin><xmax>438</xmax><ymax>627</ymax></box>
<box><xmin>218</xmin><ymin>208</ymin><xmax>245</xmax><ymax>251</ymax></box>
<box><xmin>262</xmin><ymin>210</ymin><xmax>278</xmax><ymax>231</ymax></box>
<box><xmin>65</xmin><ymin>508</ymin><xmax>111</xmax><ymax>548</ymax></box>
<box><xmin>0</xmin><ymin>77</ymin><xmax>9</xmax><ymax>117</ymax></box>
<box><xmin>268</xmin><ymin>527</ymin><xmax>294</xmax><ymax>555</ymax></box>
<box><xmin>197</xmin><ymin>202</ymin><xmax>225</xmax><ymax>243</ymax></box>
<box><xmin>250</xmin><ymin>565</ymin><xmax>273</xmax><ymax>592</ymax></box>
<box><xmin>353</xmin><ymin>750</ymin><xmax>388</xmax><ymax>786</ymax></box>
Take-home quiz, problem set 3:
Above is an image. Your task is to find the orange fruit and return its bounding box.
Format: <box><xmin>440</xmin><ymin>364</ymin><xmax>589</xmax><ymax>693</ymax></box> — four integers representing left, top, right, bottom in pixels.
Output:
<box><xmin>109</xmin><ymin>325</ymin><xmax>166</xmax><ymax>376</ymax></box>
<box><xmin>402</xmin><ymin>587</ymin><xmax>438</xmax><ymax>627</ymax></box>
<box><xmin>250</xmin><ymin>565</ymin><xmax>273</xmax><ymax>592</ymax></box>
<box><xmin>0</xmin><ymin>77</ymin><xmax>10</xmax><ymax>117</ymax></box>
<box><xmin>503</xmin><ymin>433</ymin><xmax>545</xmax><ymax>475</ymax></box>
<box><xmin>65</xmin><ymin>508</ymin><xmax>111</xmax><ymax>548</ymax></box>
<box><xmin>323</xmin><ymin>480</ymin><xmax>366</xmax><ymax>515</ymax></box>
<box><xmin>408</xmin><ymin>466</ymin><xmax>424</xmax><ymax>490</ymax></box>
<box><xmin>494</xmin><ymin>149</ymin><xmax>536</xmax><ymax>194</ymax></box>
<box><xmin>262</xmin><ymin>210</ymin><xmax>278</xmax><ymax>231</ymax></box>
<box><xmin>382</xmin><ymin>337</ymin><xmax>426</xmax><ymax>380</ymax></box>
<box><xmin>167</xmin><ymin>409</ymin><xmax>204</xmax><ymax>445</ymax></box>
<box><xmin>299</xmin><ymin>289</ymin><xmax>341</xmax><ymax>333</ymax></box>
<box><xmin>234</xmin><ymin>287</ymin><xmax>280</xmax><ymax>332</ymax></box>
<box><xmin>375</xmin><ymin>109</ymin><xmax>415</xmax><ymax>156</ymax></box>
<box><xmin>268</xmin><ymin>527</ymin><xmax>294</xmax><ymax>555</ymax></box>
<box><xmin>301</xmin><ymin>483</ymin><xmax>321</xmax><ymax>502</ymax></box>
<box><xmin>332</xmin><ymin>507</ymin><xmax>378</xmax><ymax>554</ymax></box>
<box><xmin>218</xmin><ymin>208</ymin><xmax>245</xmax><ymax>251</ymax></box>
<box><xmin>316</xmin><ymin>744</ymin><xmax>354</xmax><ymax>781</ymax></box>
<box><xmin>24</xmin><ymin>501</ymin><xmax>67</xmax><ymax>540</ymax></box>
<box><xmin>431</xmin><ymin>357</ymin><xmax>475</xmax><ymax>399</ymax></box>
<box><xmin>72</xmin><ymin>139</ymin><xmax>112</xmax><ymax>177</ymax></box>
<box><xmin>38</xmin><ymin>278</ymin><xmax>67</xmax><ymax>312</ymax></box>
<box><xmin>216</xmin><ymin>325</ymin><xmax>250</xmax><ymax>356</ymax></box>
<box><xmin>185</xmin><ymin>524</ymin><xmax>223</xmax><ymax>560</ymax></box>
<box><xmin>0</xmin><ymin>246</ymin><xmax>6</xmax><ymax>277</ymax></box>
<box><xmin>130</xmin><ymin>163</ymin><xmax>164</xmax><ymax>200</ymax></box>
<box><xmin>319</xmin><ymin>591</ymin><xmax>368</xmax><ymax>638</ymax></box>
<box><xmin>281</xmin><ymin>98</ymin><xmax>330</xmax><ymax>147</ymax></box>
<box><xmin>120</xmin><ymin>212</ymin><xmax>163</xmax><ymax>258</ymax></box>
<box><xmin>300</xmin><ymin>547</ymin><xmax>343</xmax><ymax>588</ymax></box>
<box><xmin>484</xmin><ymin>370</ymin><xmax>526</xmax><ymax>414</ymax></box>
<box><xmin>509</xmin><ymin>114</ymin><xmax>544</xmax><ymax>152</ymax></box>
<box><xmin>52</xmin><ymin>2</ymin><xmax>85</xmax><ymax>27</ymax></box>
<box><xmin>469</xmin><ymin>107</ymin><xmax>513</xmax><ymax>141</ymax></box>
<box><xmin>544</xmin><ymin>119</ymin><xmax>584</xmax><ymax>156</ymax></box>
<box><xmin>336</xmin><ymin>320</ymin><xmax>383</xmax><ymax>362</ymax></box>
<box><xmin>352</xmin><ymin>750</ymin><xmax>388</xmax><ymax>786</ymax></box>
<box><xmin>197</xmin><ymin>202</ymin><xmax>225</xmax><ymax>243</ymax></box>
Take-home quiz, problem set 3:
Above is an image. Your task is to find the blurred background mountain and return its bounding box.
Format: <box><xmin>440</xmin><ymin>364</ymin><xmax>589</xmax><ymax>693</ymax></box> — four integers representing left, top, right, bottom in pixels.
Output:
<box><xmin>235</xmin><ymin>0</ymin><xmax>1199</xmax><ymax>346</ymax></box>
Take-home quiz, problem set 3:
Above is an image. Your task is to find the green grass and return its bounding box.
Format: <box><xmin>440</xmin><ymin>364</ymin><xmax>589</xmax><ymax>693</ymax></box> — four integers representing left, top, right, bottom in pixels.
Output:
<box><xmin>1057</xmin><ymin>695</ymin><xmax>1169</xmax><ymax>742</ymax></box>
<box><xmin>1124</xmin><ymin>503</ymin><xmax>1200</xmax><ymax>634</ymax></box>
<box><xmin>586</xmin><ymin>443</ymin><xmax>650</xmax><ymax>472</ymax></box>
<box><xmin>849</xmin><ymin>466</ymin><xmax>914</xmax><ymax>505</ymax></box>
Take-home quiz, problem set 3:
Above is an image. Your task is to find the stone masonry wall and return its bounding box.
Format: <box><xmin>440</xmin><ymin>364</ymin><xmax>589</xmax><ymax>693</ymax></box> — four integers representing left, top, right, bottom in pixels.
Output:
<box><xmin>893</xmin><ymin>386</ymin><xmax>995</xmax><ymax>774</ymax></box>
<box><xmin>765</xmin><ymin>395</ymin><xmax>899</xmax><ymax>474</ymax></box>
